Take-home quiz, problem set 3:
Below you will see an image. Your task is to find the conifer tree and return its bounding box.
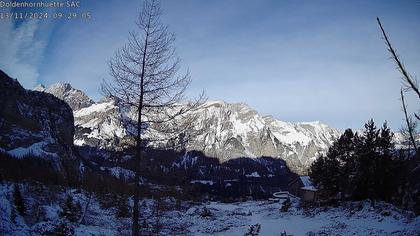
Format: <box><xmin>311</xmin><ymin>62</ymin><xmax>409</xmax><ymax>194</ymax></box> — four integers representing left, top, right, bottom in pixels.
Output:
<box><xmin>309</xmin><ymin>155</ymin><xmax>325</xmax><ymax>189</ymax></box>
<box><xmin>310</xmin><ymin>145</ymin><xmax>340</xmax><ymax>199</ymax></box>
<box><xmin>116</xmin><ymin>194</ymin><xmax>130</xmax><ymax>218</ymax></box>
<box><xmin>377</xmin><ymin>122</ymin><xmax>405</xmax><ymax>202</ymax></box>
<box><xmin>309</xmin><ymin>154</ymin><xmax>337</xmax><ymax>199</ymax></box>
<box><xmin>60</xmin><ymin>194</ymin><xmax>82</xmax><ymax>223</ymax></box>
<box><xmin>310</xmin><ymin>118</ymin><xmax>413</xmax><ymax>206</ymax></box>
<box><xmin>13</xmin><ymin>184</ymin><xmax>25</xmax><ymax>216</ymax></box>
<box><xmin>353</xmin><ymin>119</ymin><xmax>379</xmax><ymax>201</ymax></box>
<box><xmin>378</xmin><ymin>122</ymin><xmax>394</xmax><ymax>156</ymax></box>
<box><xmin>336</xmin><ymin>129</ymin><xmax>356</xmax><ymax>198</ymax></box>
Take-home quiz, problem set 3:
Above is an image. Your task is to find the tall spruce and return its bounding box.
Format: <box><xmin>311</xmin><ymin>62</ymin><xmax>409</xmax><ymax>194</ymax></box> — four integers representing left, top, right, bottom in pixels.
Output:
<box><xmin>13</xmin><ymin>184</ymin><xmax>25</xmax><ymax>216</ymax></box>
<box><xmin>310</xmin><ymin>120</ymin><xmax>406</xmax><ymax>204</ymax></box>
<box><xmin>378</xmin><ymin>123</ymin><xmax>405</xmax><ymax>202</ymax></box>
<box><xmin>354</xmin><ymin>119</ymin><xmax>379</xmax><ymax>201</ymax></box>
<box><xmin>310</xmin><ymin>129</ymin><xmax>355</xmax><ymax>200</ymax></box>
<box><xmin>60</xmin><ymin>194</ymin><xmax>82</xmax><ymax>223</ymax></box>
<box><xmin>336</xmin><ymin>129</ymin><xmax>356</xmax><ymax>199</ymax></box>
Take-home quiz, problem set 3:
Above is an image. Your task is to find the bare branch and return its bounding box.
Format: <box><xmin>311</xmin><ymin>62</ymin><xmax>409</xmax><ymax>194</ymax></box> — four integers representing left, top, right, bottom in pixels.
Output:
<box><xmin>401</xmin><ymin>89</ymin><xmax>418</xmax><ymax>151</ymax></box>
<box><xmin>377</xmin><ymin>17</ymin><xmax>420</xmax><ymax>99</ymax></box>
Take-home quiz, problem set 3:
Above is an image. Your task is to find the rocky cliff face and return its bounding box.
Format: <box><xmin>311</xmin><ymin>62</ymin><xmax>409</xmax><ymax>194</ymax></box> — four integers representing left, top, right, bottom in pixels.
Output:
<box><xmin>175</xmin><ymin>101</ymin><xmax>341</xmax><ymax>174</ymax></box>
<box><xmin>73</xmin><ymin>97</ymin><xmax>132</xmax><ymax>149</ymax></box>
<box><xmin>71</xmin><ymin>99</ymin><xmax>340</xmax><ymax>174</ymax></box>
<box><xmin>0</xmin><ymin>70</ymin><xmax>75</xmax><ymax>160</ymax></box>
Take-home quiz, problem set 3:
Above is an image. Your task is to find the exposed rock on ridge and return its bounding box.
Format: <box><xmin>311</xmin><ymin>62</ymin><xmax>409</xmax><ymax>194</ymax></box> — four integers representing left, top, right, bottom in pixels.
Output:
<box><xmin>35</xmin><ymin>82</ymin><xmax>94</xmax><ymax>110</ymax></box>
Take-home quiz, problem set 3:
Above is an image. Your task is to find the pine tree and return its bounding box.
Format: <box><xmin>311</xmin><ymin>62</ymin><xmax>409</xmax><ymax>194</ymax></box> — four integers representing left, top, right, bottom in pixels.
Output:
<box><xmin>336</xmin><ymin>129</ymin><xmax>356</xmax><ymax>199</ymax></box>
<box><xmin>377</xmin><ymin>122</ymin><xmax>406</xmax><ymax>202</ymax></box>
<box><xmin>309</xmin><ymin>155</ymin><xmax>326</xmax><ymax>195</ymax></box>
<box><xmin>116</xmin><ymin>194</ymin><xmax>130</xmax><ymax>218</ymax></box>
<box><xmin>353</xmin><ymin>119</ymin><xmax>379</xmax><ymax>201</ymax></box>
<box><xmin>310</xmin><ymin>119</ymin><xmax>413</xmax><ymax>205</ymax></box>
<box><xmin>324</xmin><ymin>150</ymin><xmax>341</xmax><ymax>199</ymax></box>
<box><xmin>309</xmin><ymin>146</ymin><xmax>341</xmax><ymax>200</ymax></box>
<box><xmin>378</xmin><ymin>122</ymin><xmax>394</xmax><ymax>155</ymax></box>
<box><xmin>13</xmin><ymin>184</ymin><xmax>25</xmax><ymax>216</ymax></box>
<box><xmin>60</xmin><ymin>194</ymin><xmax>82</xmax><ymax>223</ymax></box>
<box><xmin>52</xmin><ymin>221</ymin><xmax>75</xmax><ymax>236</ymax></box>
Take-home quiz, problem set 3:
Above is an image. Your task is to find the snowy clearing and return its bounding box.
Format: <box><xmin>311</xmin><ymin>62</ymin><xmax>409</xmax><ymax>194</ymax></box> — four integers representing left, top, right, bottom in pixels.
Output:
<box><xmin>186</xmin><ymin>201</ymin><xmax>419</xmax><ymax>236</ymax></box>
<box><xmin>1</xmin><ymin>183</ymin><xmax>419</xmax><ymax>235</ymax></box>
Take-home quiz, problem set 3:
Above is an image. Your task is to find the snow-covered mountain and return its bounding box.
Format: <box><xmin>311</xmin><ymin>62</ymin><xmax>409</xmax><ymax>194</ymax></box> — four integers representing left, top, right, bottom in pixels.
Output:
<box><xmin>176</xmin><ymin>101</ymin><xmax>340</xmax><ymax>174</ymax></box>
<box><xmin>73</xmin><ymin>97</ymin><xmax>132</xmax><ymax>149</ymax></box>
<box><xmin>37</xmin><ymin>83</ymin><xmax>341</xmax><ymax>174</ymax></box>
<box><xmin>35</xmin><ymin>83</ymin><xmax>94</xmax><ymax>110</ymax></box>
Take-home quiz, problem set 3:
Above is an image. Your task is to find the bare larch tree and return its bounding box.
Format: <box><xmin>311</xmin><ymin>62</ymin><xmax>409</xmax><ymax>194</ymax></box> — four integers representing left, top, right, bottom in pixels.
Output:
<box><xmin>102</xmin><ymin>0</ymin><xmax>204</xmax><ymax>235</ymax></box>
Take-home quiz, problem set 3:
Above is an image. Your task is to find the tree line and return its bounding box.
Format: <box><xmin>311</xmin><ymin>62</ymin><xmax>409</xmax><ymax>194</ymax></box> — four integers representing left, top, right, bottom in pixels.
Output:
<box><xmin>309</xmin><ymin>119</ymin><xmax>419</xmax><ymax>214</ymax></box>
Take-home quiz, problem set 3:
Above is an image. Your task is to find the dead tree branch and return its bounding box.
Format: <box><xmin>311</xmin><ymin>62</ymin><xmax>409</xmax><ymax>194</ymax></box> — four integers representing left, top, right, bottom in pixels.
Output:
<box><xmin>401</xmin><ymin>89</ymin><xmax>418</xmax><ymax>151</ymax></box>
<box><xmin>377</xmin><ymin>17</ymin><xmax>420</xmax><ymax>99</ymax></box>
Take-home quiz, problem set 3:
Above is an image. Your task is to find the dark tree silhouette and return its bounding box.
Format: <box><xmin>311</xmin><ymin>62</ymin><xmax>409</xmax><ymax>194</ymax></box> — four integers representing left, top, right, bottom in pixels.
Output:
<box><xmin>116</xmin><ymin>194</ymin><xmax>130</xmax><ymax>218</ymax></box>
<box><xmin>310</xmin><ymin>120</ymin><xmax>405</xmax><ymax>204</ymax></box>
<box><xmin>13</xmin><ymin>184</ymin><xmax>25</xmax><ymax>216</ymax></box>
<box><xmin>59</xmin><ymin>194</ymin><xmax>82</xmax><ymax>223</ymax></box>
<box><xmin>102</xmin><ymin>0</ymin><xmax>204</xmax><ymax>234</ymax></box>
<box><xmin>377</xmin><ymin>17</ymin><xmax>419</xmax><ymax>214</ymax></box>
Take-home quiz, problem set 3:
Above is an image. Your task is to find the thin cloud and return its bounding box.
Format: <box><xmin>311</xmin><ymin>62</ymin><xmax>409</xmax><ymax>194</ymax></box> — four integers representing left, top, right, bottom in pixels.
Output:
<box><xmin>0</xmin><ymin>16</ymin><xmax>46</xmax><ymax>88</ymax></box>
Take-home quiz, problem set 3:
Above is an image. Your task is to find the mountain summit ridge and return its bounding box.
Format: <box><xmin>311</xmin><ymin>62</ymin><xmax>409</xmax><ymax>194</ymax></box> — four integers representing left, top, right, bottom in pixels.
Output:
<box><xmin>35</xmin><ymin>82</ymin><xmax>94</xmax><ymax>110</ymax></box>
<box><xmin>35</xmin><ymin>83</ymin><xmax>341</xmax><ymax>174</ymax></box>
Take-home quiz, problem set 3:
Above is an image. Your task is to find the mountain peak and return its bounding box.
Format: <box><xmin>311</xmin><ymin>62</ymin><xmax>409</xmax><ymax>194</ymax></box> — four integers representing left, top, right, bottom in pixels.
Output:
<box><xmin>33</xmin><ymin>84</ymin><xmax>46</xmax><ymax>92</ymax></box>
<box><xmin>49</xmin><ymin>82</ymin><xmax>72</xmax><ymax>91</ymax></box>
<box><xmin>202</xmin><ymin>100</ymin><xmax>227</xmax><ymax>107</ymax></box>
<box><xmin>34</xmin><ymin>82</ymin><xmax>94</xmax><ymax>110</ymax></box>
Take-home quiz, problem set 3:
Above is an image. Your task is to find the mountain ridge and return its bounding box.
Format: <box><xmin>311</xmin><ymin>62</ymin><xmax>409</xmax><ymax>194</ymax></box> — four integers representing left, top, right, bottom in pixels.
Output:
<box><xmin>34</xmin><ymin>82</ymin><xmax>94</xmax><ymax>110</ymax></box>
<box><xmin>36</xmin><ymin>83</ymin><xmax>341</xmax><ymax>174</ymax></box>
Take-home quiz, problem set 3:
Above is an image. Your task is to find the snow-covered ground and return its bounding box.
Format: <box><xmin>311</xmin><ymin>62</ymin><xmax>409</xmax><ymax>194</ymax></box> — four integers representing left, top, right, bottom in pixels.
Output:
<box><xmin>1</xmin><ymin>182</ymin><xmax>419</xmax><ymax>235</ymax></box>
<box><xmin>187</xmin><ymin>201</ymin><xmax>419</xmax><ymax>235</ymax></box>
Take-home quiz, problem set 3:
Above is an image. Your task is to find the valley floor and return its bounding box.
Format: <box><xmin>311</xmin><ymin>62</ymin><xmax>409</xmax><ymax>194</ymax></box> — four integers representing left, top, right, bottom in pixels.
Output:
<box><xmin>1</xmin><ymin>182</ymin><xmax>419</xmax><ymax>235</ymax></box>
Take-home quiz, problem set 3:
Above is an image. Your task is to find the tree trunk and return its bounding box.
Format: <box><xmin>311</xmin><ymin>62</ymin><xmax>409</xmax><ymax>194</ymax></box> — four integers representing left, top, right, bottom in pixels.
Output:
<box><xmin>77</xmin><ymin>193</ymin><xmax>91</xmax><ymax>226</ymax></box>
<box><xmin>132</xmin><ymin>97</ymin><xmax>143</xmax><ymax>236</ymax></box>
<box><xmin>132</xmin><ymin>14</ymin><xmax>149</xmax><ymax>236</ymax></box>
<box><xmin>103</xmin><ymin>1</ymin><xmax>197</xmax><ymax>233</ymax></box>
<box><xmin>132</xmin><ymin>107</ymin><xmax>143</xmax><ymax>236</ymax></box>
<box><xmin>132</xmin><ymin>174</ymin><xmax>140</xmax><ymax>236</ymax></box>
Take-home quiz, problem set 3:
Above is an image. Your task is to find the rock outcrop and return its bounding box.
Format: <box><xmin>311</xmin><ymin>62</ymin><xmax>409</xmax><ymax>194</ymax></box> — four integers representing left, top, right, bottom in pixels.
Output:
<box><xmin>0</xmin><ymin>70</ymin><xmax>75</xmax><ymax>160</ymax></box>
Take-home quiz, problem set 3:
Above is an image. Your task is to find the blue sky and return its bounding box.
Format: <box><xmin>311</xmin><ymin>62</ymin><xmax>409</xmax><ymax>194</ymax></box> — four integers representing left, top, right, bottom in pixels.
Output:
<box><xmin>0</xmin><ymin>0</ymin><xmax>419</xmax><ymax>131</ymax></box>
